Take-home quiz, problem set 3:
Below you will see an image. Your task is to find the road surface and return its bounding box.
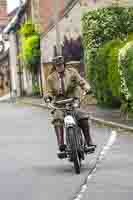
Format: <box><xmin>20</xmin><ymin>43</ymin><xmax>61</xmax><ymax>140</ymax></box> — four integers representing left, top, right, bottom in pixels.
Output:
<box><xmin>0</xmin><ymin>103</ymin><xmax>133</xmax><ymax>200</ymax></box>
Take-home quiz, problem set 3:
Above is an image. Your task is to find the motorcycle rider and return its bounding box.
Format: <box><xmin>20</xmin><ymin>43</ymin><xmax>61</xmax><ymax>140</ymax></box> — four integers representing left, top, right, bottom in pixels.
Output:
<box><xmin>44</xmin><ymin>56</ymin><xmax>96</xmax><ymax>157</ymax></box>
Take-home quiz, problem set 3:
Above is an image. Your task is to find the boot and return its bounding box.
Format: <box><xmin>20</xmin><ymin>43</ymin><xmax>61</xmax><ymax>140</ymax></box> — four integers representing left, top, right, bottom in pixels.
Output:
<box><xmin>79</xmin><ymin>119</ymin><xmax>96</xmax><ymax>152</ymax></box>
<box><xmin>54</xmin><ymin>126</ymin><xmax>66</xmax><ymax>158</ymax></box>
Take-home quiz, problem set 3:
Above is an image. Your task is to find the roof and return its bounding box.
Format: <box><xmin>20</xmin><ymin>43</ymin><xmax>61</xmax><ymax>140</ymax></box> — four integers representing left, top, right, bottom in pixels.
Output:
<box><xmin>3</xmin><ymin>2</ymin><xmax>26</xmax><ymax>34</ymax></box>
<box><xmin>8</xmin><ymin>7</ymin><xmax>19</xmax><ymax>18</ymax></box>
<box><xmin>40</xmin><ymin>0</ymin><xmax>79</xmax><ymax>38</ymax></box>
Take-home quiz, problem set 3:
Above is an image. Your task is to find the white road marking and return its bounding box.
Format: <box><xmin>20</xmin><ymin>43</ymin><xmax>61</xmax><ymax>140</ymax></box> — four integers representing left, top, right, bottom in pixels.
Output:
<box><xmin>73</xmin><ymin>130</ymin><xmax>117</xmax><ymax>200</ymax></box>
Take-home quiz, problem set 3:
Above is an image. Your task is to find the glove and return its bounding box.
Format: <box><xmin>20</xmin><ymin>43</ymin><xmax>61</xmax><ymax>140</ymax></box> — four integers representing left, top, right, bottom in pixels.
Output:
<box><xmin>43</xmin><ymin>95</ymin><xmax>52</xmax><ymax>103</ymax></box>
<box><xmin>85</xmin><ymin>89</ymin><xmax>96</xmax><ymax>98</ymax></box>
<box><xmin>85</xmin><ymin>89</ymin><xmax>93</xmax><ymax>95</ymax></box>
<box><xmin>127</xmin><ymin>97</ymin><xmax>133</xmax><ymax>103</ymax></box>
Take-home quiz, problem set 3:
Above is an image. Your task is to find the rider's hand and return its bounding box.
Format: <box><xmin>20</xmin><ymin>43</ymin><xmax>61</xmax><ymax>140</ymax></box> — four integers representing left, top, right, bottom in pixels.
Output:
<box><xmin>43</xmin><ymin>96</ymin><xmax>52</xmax><ymax>103</ymax></box>
<box><xmin>85</xmin><ymin>89</ymin><xmax>93</xmax><ymax>95</ymax></box>
<box><xmin>84</xmin><ymin>89</ymin><xmax>95</xmax><ymax>98</ymax></box>
<box><xmin>127</xmin><ymin>97</ymin><xmax>133</xmax><ymax>103</ymax></box>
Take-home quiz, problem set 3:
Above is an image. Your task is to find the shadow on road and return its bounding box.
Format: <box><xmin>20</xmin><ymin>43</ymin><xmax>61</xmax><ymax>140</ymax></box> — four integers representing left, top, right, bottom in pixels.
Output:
<box><xmin>31</xmin><ymin>160</ymin><xmax>94</xmax><ymax>176</ymax></box>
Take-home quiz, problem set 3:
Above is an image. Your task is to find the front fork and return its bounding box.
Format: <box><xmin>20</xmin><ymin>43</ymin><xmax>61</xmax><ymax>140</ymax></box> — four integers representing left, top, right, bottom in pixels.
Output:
<box><xmin>65</xmin><ymin>125</ymin><xmax>85</xmax><ymax>161</ymax></box>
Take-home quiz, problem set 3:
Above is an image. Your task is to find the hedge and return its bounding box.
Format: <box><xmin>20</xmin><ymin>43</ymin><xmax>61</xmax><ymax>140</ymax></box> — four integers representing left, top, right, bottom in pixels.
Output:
<box><xmin>82</xmin><ymin>7</ymin><xmax>133</xmax><ymax>106</ymax></box>
<box><xmin>88</xmin><ymin>39</ymin><xmax>124</xmax><ymax>106</ymax></box>
<box><xmin>119</xmin><ymin>41</ymin><xmax>133</xmax><ymax>113</ymax></box>
<box><xmin>82</xmin><ymin>7</ymin><xmax>133</xmax><ymax>49</ymax></box>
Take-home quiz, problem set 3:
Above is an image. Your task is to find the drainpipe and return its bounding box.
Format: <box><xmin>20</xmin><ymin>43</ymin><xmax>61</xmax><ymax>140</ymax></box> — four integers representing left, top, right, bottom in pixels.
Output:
<box><xmin>8</xmin><ymin>31</ymin><xmax>18</xmax><ymax>97</ymax></box>
<box><xmin>16</xmin><ymin>33</ymin><xmax>23</xmax><ymax>96</ymax></box>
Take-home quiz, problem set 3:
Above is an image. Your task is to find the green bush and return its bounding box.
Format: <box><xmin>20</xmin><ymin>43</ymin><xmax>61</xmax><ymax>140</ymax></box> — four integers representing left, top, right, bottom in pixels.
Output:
<box><xmin>82</xmin><ymin>7</ymin><xmax>133</xmax><ymax>106</ymax></box>
<box><xmin>82</xmin><ymin>7</ymin><xmax>133</xmax><ymax>49</ymax></box>
<box><xmin>118</xmin><ymin>41</ymin><xmax>133</xmax><ymax>112</ymax></box>
<box><xmin>88</xmin><ymin>39</ymin><xmax>124</xmax><ymax>106</ymax></box>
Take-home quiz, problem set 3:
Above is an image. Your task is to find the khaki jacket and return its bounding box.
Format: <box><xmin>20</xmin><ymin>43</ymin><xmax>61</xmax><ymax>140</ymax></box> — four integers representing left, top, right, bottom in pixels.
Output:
<box><xmin>46</xmin><ymin>67</ymin><xmax>90</xmax><ymax>101</ymax></box>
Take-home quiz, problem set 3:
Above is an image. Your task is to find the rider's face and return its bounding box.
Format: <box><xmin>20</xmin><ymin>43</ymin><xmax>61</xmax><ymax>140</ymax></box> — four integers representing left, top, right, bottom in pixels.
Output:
<box><xmin>55</xmin><ymin>63</ymin><xmax>65</xmax><ymax>73</ymax></box>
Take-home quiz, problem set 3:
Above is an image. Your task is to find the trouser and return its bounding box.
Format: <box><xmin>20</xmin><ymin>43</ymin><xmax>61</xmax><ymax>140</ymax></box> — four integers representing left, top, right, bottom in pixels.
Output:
<box><xmin>54</xmin><ymin>125</ymin><xmax>64</xmax><ymax>146</ymax></box>
<box><xmin>52</xmin><ymin>109</ymin><xmax>93</xmax><ymax>148</ymax></box>
<box><xmin>78</xmin><ymin>119</ymin><xmax>93</xmax><ymax>146</ymax></box>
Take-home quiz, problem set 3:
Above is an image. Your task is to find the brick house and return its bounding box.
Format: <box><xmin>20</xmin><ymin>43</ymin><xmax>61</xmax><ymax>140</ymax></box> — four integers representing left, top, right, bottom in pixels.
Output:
<box><xmin>0</xmin><ymin>0</ymin><xmax>8</xmax><ymax>31</ymax></box>
<box><xmin>0</xmin><ymin>0</ymin><xmax>9</xmax><ymax>96</ymax></box>
<box><xmin>26</xmin><ymin>0</ymin><xmax>76</xmax><ymax>32</ymax></box>
<box><xmin>39</xmin><ymin>1</ymin><xmax>84</xmax><ymax>93</ymax></box>
<box><xmin>25</xmin><ymin>0</ymin><xmax>82</xmax><ymax>94</ymax></box>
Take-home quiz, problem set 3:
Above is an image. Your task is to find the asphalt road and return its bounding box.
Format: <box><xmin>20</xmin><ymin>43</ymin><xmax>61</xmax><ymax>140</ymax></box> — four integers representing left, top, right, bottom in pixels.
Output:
<box><xmin>0</xmin><ymin>103</ymin><xmax>133</xmax><ymax>200</ymax></box>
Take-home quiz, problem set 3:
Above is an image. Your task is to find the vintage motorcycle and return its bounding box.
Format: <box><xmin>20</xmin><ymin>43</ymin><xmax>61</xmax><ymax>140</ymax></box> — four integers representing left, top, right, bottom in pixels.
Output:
<box><xmin>48</xmin><ymin>97</ymin><xmax>95</xmax><ymax>174</ymax></box>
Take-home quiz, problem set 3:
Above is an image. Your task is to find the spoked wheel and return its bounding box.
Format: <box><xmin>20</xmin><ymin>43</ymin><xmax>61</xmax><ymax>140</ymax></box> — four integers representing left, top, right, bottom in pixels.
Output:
<box><xmin>67</xmin><ymin>127</ymin><xmax>81</xmax><ymax>174</ymax></box>
<box><xmin>73</xmin><ymin>148</ymin><xmax>81</xmax><ymax>174</ymax></box>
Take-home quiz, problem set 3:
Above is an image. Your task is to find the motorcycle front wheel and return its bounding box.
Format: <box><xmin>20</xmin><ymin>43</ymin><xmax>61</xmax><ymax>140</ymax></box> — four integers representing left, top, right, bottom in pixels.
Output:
<box><xmin>67</xmin><ymin>127</ymin><xmax>81</xmax><ymax>174</ymax></box>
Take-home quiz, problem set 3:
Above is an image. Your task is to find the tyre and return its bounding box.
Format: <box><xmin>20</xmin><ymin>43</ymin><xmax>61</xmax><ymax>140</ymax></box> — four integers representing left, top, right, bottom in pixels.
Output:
<box><xmin>67</xmin><ymin>127</ymin><xmax>81</xmax><ymax>174</ymax></box>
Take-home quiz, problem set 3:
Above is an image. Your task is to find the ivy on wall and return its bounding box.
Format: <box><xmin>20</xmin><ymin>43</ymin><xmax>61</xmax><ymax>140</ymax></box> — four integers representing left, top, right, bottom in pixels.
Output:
<box><xmin>19</xmin><ymin>20</ymin><xmax>40</xmax><ymax>75</ymax></box>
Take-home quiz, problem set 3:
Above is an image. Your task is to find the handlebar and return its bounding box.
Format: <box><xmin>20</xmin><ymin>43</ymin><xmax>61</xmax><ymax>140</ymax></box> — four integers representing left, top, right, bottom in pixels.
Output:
<box><xmin>46</xmin><ymin>92</ymin><xmax>91</xmax><ymax>110</ymax></box>
<box><xmin>47</xmin><ymin>103</ymin><xmax>66</xmax><ymax>110</ymax></box>
<box><xmin>47</xmin><ymin>98</ymin><xmax>78</xmax><ymax>110</ymax></box>
<box><xmin>54</xmin><ymin>98</ymin><xmax>74</xmax><ymax>105</ymax></box>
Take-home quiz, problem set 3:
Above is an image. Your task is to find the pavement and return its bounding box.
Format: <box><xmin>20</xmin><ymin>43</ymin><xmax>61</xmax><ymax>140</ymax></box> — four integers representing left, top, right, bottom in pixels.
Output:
<box><xmin>0</xmin><ymin>93</ymin><xmax>11</xmax><ymax>102</ymax></box>
<box><xmin>16</xmin><ymin>96</ymin><xmax>133</xmax><ymax>128</ymax></box>
<box><xmin>0</xmin><ymin>103</ymin><xmax>133</xmax><ymax>200</ymax></box>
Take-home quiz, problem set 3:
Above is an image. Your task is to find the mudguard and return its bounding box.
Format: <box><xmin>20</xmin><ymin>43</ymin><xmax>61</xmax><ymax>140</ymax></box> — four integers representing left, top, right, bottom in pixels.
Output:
<box><xmin>64</xmin><ymin>115</ymin><xmax>76</xmax><ymax>127</ymax></box>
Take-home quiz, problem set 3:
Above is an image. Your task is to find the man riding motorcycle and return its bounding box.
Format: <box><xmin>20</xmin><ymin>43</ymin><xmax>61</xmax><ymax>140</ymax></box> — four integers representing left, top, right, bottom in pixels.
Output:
<box><xmin>44</xmin><ymin>56</ymin><xmax>96</xmax><ymax>157</ymax></box>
